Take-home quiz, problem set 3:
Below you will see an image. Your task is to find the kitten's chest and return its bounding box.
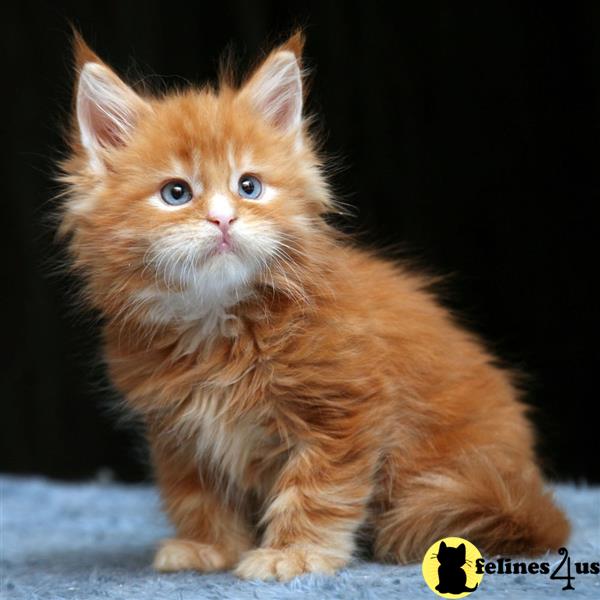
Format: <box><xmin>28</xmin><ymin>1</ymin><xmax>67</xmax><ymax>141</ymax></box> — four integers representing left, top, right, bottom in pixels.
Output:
<box><xmin>176</xmin><ymin>384</ymin><xmax>285</xmax><ymax>494</ymax></box>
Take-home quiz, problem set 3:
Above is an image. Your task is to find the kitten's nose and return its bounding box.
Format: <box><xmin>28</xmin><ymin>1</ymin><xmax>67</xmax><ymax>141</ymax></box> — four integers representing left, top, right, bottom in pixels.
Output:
<box><xmin>206</xmin><ymin>194</ymin><xmax>237</xmax><ymax>233</ymax></box>
<box><xmin>207</xmin><ymin>213</ymin><xmax>237</xmax><ymax>232</ymax></box>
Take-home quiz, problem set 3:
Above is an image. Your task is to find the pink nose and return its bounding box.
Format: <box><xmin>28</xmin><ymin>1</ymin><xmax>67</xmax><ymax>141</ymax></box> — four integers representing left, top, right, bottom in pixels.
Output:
<box><xmin>207</xmin><ymin>213</ymin><xmax>237</xmax><ymax>232</ymax></box>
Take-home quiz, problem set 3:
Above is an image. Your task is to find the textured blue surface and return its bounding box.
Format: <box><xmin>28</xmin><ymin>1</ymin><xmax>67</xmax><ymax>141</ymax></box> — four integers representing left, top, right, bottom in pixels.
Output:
<box><xmin>1</xmin><ymin>476</ymin><xmax>598</xmax><ymax>599</ymax></box>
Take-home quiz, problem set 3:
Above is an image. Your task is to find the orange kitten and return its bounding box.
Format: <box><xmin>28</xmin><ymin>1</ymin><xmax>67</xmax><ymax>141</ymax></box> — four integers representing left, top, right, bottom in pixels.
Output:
<box><xmin>60</xmin><ymin>32</ymin><xmax>569</xmax><ymax>581</ymax></box>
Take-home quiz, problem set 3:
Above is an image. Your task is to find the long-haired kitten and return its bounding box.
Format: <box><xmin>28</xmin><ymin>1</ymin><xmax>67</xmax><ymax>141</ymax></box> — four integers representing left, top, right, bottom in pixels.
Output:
<box><xmin>60</xmin><ymin>32</ymin><xmax>569</xmax><ymax>580</ymax></box>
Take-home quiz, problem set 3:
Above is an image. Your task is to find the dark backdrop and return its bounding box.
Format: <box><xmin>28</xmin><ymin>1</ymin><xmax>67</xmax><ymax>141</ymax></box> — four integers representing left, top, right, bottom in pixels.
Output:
<box><xmin>3</xmin><ymin>1</ymin><xmax>599</xmax><ymax>482</ymax></box>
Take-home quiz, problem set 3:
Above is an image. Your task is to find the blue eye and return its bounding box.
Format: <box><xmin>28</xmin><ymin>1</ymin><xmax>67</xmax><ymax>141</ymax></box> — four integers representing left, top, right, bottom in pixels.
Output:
<box><xmin>238</xmin><ymin>174</ymin><xmax>263</xmax><ymax>200</ymax></box>
<box><xmin>160</xmin><ymin>180</ymin><xmax>193</xmax><ymax>206</ymax></box>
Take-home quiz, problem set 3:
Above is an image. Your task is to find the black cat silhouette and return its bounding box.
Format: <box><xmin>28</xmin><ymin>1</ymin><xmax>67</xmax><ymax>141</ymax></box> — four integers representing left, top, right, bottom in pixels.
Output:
<box><xmin>435</xmin><ymin>541</ymin><xmax>478</xmax><ymax>594</ymax></box>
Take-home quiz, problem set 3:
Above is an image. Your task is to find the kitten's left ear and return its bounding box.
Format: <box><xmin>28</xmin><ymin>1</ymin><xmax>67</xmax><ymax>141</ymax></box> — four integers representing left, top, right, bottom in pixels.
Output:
<box><xmin>239</xmin><ymin>32</ymin><xmax>305</xmax><ymax>137</ymax></box>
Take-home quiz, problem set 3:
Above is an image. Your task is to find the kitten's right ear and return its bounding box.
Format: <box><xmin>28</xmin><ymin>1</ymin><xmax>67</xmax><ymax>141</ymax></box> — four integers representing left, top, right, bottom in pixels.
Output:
<box><xmin>73</xmin><ymin>32</ymin><xmax>151</xmax><ymax>171</ymax></box>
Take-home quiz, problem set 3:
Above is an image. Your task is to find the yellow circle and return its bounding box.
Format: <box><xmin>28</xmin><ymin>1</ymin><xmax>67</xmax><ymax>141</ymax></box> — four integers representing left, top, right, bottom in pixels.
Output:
<box><xmin>421</xmin><ymin>537</ymin><xmax>484</xmax><ymax>598</ymax></box>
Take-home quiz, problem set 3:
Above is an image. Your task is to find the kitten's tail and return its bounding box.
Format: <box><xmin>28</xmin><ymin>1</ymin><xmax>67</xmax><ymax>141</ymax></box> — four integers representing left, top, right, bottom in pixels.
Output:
<box><xmin>374</xmin><ymin>453</ymin><xmax>570</xmax><ymax>562</ymax></box>
<box><xmin>464</xmin><ymin>583</ymin><xmax>478</xmax><ymax>592</ymax></box>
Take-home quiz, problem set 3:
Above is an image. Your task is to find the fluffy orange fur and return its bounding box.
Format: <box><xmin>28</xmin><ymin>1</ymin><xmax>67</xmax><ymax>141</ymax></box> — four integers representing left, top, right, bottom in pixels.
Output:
<box><xmin>60</xmin><ymin>32</ymin><xmax>569</xmax><ymax>581</ymax></box>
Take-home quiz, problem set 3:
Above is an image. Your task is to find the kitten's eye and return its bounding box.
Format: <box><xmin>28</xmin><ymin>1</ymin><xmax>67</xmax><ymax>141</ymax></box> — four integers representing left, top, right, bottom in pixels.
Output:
<box><xmin>238</xmin><ymin>174</ymin><xmax>263</xmax><ymax>200</ymax></box>
<box><xmin>160</xmin><ymin>180</ymin><xmax>193</xmax><ymax>206</ymax></box>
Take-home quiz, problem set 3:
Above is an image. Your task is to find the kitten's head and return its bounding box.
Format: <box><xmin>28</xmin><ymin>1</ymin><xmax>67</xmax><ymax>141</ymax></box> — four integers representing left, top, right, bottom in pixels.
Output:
<box><xmin>61</xmin><ymin>32</ymin><xmax>333</xmax><ymax>330</ymax></box>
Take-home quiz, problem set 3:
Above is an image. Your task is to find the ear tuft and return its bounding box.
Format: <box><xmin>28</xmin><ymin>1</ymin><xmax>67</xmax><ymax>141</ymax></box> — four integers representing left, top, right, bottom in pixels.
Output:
<box><xmin>280</xmin><ymin>30</ymin><xmax>305</xmax><ymax>60</ymax></box>
<box><xmin>71</xmin><ymin>28</ymin><xmax>103</xmax><ymax>71</ymax></box>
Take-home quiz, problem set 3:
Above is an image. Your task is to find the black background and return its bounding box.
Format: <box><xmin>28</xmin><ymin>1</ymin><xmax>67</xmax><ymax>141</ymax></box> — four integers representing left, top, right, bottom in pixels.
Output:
<box><xmin>4</xmin><ymin>1</ymin><xmax>599</xmax><ymax>482</ymax></box>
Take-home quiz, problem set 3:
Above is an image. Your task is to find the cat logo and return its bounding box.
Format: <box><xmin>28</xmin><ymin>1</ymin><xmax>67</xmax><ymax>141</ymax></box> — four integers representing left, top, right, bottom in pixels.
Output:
<box><xmin>422</xmin><ymin>537</ymin><xmax>484</xmax><ymax>597</ymax></box>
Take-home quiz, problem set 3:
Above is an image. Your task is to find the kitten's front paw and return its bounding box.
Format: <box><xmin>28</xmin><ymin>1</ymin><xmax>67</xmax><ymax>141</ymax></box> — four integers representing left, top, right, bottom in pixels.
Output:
<box><xmin>153</xmin><ymin>538</ymin><xmax>227</xmax><ymax>572</ymax></box>
<box><xmin>234</xmin><ymin>545</ymin><xmax>346</xmax><ymax>581</ymax></box>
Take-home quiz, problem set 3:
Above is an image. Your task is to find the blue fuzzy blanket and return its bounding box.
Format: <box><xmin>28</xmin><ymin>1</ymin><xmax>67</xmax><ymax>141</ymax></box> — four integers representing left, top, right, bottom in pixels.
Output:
<box><xmin>1</xmin><ymin>476</ymin><xmax>598</xmax><ymax>599</ymax></box>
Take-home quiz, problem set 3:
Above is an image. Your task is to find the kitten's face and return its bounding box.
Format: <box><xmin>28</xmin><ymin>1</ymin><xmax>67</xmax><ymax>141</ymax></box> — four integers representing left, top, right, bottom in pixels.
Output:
<box><xmin>64</xmin><ymin>34</ymin><xmax>330</xmax><ymax>327</ymax></box>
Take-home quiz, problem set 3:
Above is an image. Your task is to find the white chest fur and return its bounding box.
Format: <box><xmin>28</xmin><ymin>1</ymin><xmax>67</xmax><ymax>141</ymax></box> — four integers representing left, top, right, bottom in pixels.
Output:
<box><xmin>173</xmin><ymin>386</ymin><xmax>272</xmax><ymax>493</ymax></box>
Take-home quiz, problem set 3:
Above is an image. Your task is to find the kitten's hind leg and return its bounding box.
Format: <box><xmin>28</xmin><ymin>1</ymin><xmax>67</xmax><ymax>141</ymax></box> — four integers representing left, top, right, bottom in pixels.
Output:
<box><xmin>372</xmin><ymin>454</ymin><xmax>569</xmax><ymax>563</ymax></box>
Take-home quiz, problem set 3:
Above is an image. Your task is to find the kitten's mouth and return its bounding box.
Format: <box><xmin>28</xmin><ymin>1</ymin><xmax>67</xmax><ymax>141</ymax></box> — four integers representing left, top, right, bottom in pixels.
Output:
<box><xmin>212</xmin><ymin>232</ymin><xmax>234</xmax><ymax>255</ymax></box>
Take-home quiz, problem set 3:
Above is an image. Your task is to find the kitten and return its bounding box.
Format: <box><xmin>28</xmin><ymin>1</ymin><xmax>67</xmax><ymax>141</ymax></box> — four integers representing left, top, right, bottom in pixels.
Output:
<box><xmin>60</xmin><ymin>31</ymin><xmax>569</xmax><ymax>581</ymax></box>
